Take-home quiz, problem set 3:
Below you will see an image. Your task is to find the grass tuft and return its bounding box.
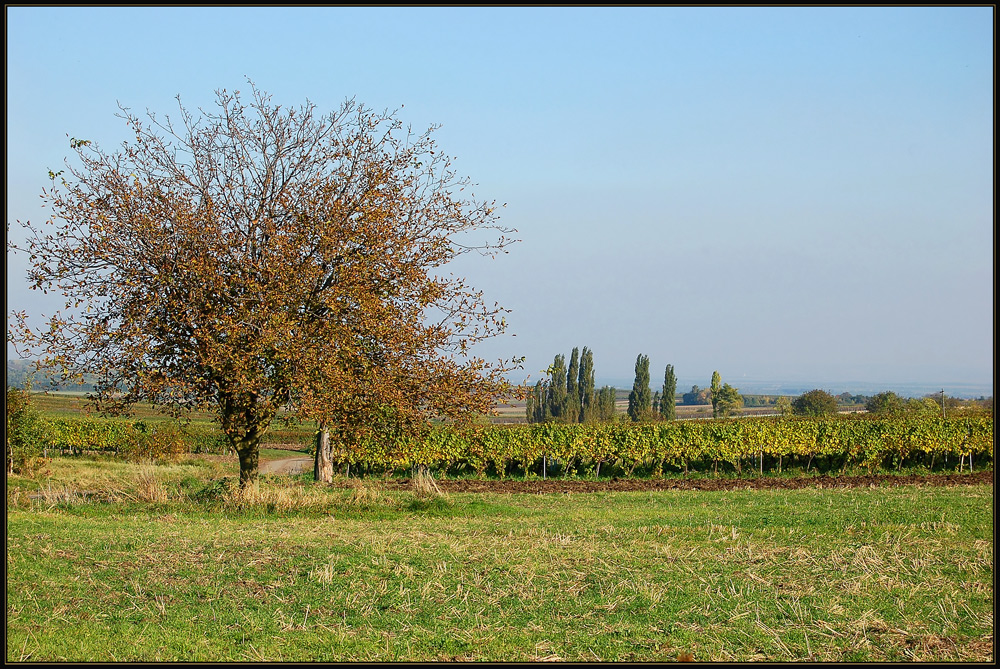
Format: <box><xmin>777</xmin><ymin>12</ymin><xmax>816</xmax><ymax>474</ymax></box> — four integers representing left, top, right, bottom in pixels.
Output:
<box><xmin>411</xmin><ymin>465</ymin><xmax>447</xmax><ymax>501</ymax></box>
<box><xmin>35</xmin><ymin>483</ymin><xmax>86</xmax><ymax>507</ymax></box>
<box><xmin>133</xmin><ymin>462</ymin><xmax>170</xmax><ymax>503</ymax></box>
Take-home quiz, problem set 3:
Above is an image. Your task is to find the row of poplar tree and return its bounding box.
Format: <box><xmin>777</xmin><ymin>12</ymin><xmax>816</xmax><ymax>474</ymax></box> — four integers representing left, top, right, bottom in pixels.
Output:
<box><xmin>625</xmin><ymin>354</ymin><xmax>676</xmax><ymax>422</ymax></box>
<box><xmin>525</xmin><ymin>347</ymin><xmax>618</xmax><ymax>423</ymax></box>
<box><xmin>527</xmin><ymin>350</ymin><xmax>743</xmax><ymax>423</ymax></box>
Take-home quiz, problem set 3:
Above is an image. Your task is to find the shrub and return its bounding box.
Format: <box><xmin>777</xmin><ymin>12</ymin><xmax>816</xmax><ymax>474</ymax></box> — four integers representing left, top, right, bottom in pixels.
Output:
<box><xmin>792</xmin><ymin>389</ymin><xmax>838</xmax><ymax>417</ymax></box>
<box><xmin>866</xmin><ymin>391</ymin><xmax>904</xmax><ymax>415</ymax></box>
<box><xmin>184</xmin><ymin>427</ymin><xmax>230</xmax><ymax>454</ymax></box>
<box><xmin>6</xmin><ymin>387</ymin><xmax>50</xmax><ymax>475</ymax></box>
<box><xmin>120</xmin><ymin>421</ymin><xmax>192</xmax><ymax>462</ymax></box>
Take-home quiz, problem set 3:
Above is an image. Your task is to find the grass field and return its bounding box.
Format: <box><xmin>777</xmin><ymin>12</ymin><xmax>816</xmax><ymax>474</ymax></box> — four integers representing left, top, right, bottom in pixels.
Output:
<box><xmin>5</xmin><ymin>455</ymin><xmax>993</xmax><ymax>662</ymax></box>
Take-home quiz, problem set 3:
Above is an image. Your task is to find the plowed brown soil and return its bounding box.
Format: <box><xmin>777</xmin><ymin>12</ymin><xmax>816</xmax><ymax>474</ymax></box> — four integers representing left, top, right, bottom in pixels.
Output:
<box><xmin>329</xmin><ymin>469</ymin><xmax>993</xmax><ymax>493</ymax></box>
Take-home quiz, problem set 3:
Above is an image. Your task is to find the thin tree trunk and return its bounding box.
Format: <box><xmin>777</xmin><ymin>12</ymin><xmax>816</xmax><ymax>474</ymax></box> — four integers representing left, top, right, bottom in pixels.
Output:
<box><xmin>314</xmin><ymin>425</ymin><xmax>333</xmax><ymax>483</ymax></box>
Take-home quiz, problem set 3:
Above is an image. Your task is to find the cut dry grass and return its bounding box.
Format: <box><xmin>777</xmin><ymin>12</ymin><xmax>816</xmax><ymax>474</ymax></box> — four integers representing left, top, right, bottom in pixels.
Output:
<box><xmin>32</xmin><ymin>483</ymin><xmax>87</xmax><ymax>506</ymax></box>
<box><xmin>344</xmin><ymin>478</ymin><xmax>394</xmax><ymax>509</ymax></box>
<box><xmin>222</xmin><ymin>478</ymin><xmax>334</xmax><ymax>513</ymax></box>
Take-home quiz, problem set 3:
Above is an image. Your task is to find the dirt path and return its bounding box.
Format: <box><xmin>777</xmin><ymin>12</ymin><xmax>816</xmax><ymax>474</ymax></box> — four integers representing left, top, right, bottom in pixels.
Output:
<box><xmin>259</xmin><ymin>456</ymin><xmax>313</xmax><ymax>476</ymax></box>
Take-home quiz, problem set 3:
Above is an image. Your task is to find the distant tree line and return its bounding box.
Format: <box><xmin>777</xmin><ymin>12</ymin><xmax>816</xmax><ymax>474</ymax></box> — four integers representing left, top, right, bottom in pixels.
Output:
<box><xmin>5</xmin><ymin>359</ymin><xmax>95</xmax><ymax>392</ymax></box>
<box><xmin>769</xmin><ymin>389</ymin><xmax>989</xmax><ymax>418</ymax></box>
<box><xmin>863</xmin><ymin>390</ymin><xmax>982</xmax><ymax>416</ymax></box>
<box><xmin>528</xmin><ymin>351</ymin><xmax>746</xmax><ymax>424</ymax></box>
<box><xmin>529</xmin><ymin>349</ymin><xmax>992</xmax><ymax>426</ymax></box>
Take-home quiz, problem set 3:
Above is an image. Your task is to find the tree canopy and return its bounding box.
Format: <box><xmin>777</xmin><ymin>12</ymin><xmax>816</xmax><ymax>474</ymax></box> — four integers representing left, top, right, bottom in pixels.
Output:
<box><xmin>792</xmin><ymin>389</ymin><xmax>838</xmax><ymax>417</ymax></box>
<box><xmin>9</xmin><ymin>84</ymin><xmax>521</xmax><ymax>484</ymax></box>
<box><xmin>865</xmin><ymin>391</ymin><xmax>905</xmax><ymax>415</ymax></box>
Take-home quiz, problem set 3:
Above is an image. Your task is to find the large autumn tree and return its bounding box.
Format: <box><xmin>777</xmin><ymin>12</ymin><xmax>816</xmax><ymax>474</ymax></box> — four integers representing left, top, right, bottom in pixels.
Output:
<box><xmin>9</xmin><ymin>84</ymin><xmax>521</xmax><ymax>485</ymax></box>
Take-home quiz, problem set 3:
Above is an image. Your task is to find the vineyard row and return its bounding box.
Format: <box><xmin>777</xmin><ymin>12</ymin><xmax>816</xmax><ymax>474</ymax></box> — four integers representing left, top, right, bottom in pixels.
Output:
<box><xmin>43</xmin><ymin>414</ymin><xmax>994</xmax><ymax>475</ymax></box>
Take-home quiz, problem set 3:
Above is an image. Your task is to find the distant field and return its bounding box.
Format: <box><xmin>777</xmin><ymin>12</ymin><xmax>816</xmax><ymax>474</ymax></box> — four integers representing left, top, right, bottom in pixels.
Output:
<box><xmin>29</xmin><ymin>391</ymin><xmax>864</xmax><ymax>429</ymax></box>
<box><xmin>26</xmin><ymin>391</ymin><xmax>219</xmax><ymax>423</ymax></box>
<box><xmin>26</xmin><ymin>391</ymin><xmax>316</xmax><ymax>448</ymax></box>
<box><xmin>489</xmin><ymin>399</ymin><xmax>861</xmax><ymax>423</ymax></box>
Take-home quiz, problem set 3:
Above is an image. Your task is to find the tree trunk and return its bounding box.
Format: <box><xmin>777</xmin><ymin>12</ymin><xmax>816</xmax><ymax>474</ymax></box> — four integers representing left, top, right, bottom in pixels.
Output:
<box><xmin>219</xmin><ymin>393</ymin><xmax>273</xmax><ymax>488</ymax></box>
<box><xmin>314</xmin><ymin>425</ymin><xmax>333</xmax><ymax>483</ymax></box>
<box><xmin>235</xmin><ymin>439</ymin><xmax>260</xmax><ymax>487</ymax></box>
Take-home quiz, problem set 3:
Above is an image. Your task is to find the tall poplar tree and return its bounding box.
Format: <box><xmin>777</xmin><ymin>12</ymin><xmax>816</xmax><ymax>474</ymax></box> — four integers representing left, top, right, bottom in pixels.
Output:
<box><xmin>627</xmin><ymin>354</ymin><xmax>651</xmax><ymax>422</ymax></box>
<box><xmin>578</xmin><ymin>346</ymin><xmax>595</xmax><ymax>422</ymax></box>
<box><xmin>566</xmin><ymin>347</ymin><xmax>580</xmax><ymax>421</ymax></box>
<box><xmin>660</xmin><ymin>364</ymin><xmax>677</xmax><ymax>420</ymax></box>
<box><xmin>547</xmin><ymin>354</ymin><xmax>568</xmax><ymax>421</ymax></box>
<box><xmin>534</xmin><ymin>380</ymin><xmax>549</xmax><ymax>423</ymax></box>
<box><xmin>710</xmin><ymin>371</ymin><xmax>722</xmax><ymax>418</ymax></box>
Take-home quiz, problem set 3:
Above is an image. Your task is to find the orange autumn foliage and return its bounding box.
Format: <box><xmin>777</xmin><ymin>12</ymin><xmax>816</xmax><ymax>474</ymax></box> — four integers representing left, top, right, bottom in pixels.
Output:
<box><xmin>10</xmin><ymin>83</ymin><xmax>521</xmax><ymax>484</ymax></box>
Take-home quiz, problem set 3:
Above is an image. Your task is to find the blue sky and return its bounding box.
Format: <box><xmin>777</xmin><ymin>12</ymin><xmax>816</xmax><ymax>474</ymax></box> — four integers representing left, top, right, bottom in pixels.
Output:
<box><xmin>6</xmin><ymin>6</ymin><xmax>994</xmax><ymax>397</ymax></box>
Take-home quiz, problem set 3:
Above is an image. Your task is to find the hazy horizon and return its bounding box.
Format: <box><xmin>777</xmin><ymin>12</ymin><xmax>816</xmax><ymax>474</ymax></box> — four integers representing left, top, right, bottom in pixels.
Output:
<box><xmin>6</xmin><ymin>356</ymin><xmax>990</xmax><ymax>400</ymax></box>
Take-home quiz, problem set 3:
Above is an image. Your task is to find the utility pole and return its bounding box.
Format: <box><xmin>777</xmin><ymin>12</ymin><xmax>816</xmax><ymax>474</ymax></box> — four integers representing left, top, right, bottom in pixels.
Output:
<box><xmin>940</xmin><ymin>389</ymin><xmax>946</xmax><ymax>418</ymax></box>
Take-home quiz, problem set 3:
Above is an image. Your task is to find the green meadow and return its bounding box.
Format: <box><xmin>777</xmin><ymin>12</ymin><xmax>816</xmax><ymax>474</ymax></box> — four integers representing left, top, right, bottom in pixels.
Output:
<box><xmin>5</xmin><ymin>455</ymin><xmax>993</xmax><ymax>662</ymax></box>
